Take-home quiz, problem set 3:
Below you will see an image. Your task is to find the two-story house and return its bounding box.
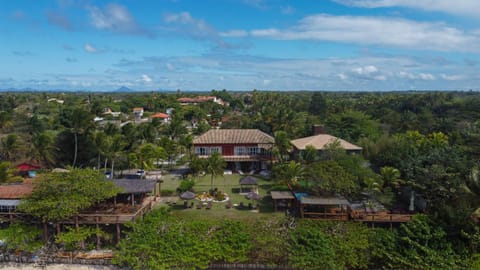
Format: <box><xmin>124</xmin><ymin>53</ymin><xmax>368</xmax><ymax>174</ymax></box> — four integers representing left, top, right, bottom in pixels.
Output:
<box><xmin>193</xmin><ymin>129</ymin><xmax>274</xmax><ymax>172</ymax></box>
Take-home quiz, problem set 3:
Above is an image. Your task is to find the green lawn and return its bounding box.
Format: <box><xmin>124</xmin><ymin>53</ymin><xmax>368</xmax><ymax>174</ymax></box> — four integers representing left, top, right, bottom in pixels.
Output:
<box><xmin>158</xmin><ymin>172</ymin><xmax>285</xmax><ymax>220</ymax></box>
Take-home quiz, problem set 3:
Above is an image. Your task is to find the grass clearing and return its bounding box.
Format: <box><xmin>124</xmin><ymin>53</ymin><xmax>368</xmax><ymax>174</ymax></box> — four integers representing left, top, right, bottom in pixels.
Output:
<box><xmin>158</xmin><ymin>172</ymin><xmax>285</xmax><ymax>221</ymax></box>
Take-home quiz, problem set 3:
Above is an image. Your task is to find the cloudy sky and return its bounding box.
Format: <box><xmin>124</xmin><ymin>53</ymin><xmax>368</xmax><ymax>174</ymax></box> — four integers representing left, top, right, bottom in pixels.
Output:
<box><xmin>1</xmin><ymin>0</ymin><xmax>479</xmax><ymax>91</ymax></box>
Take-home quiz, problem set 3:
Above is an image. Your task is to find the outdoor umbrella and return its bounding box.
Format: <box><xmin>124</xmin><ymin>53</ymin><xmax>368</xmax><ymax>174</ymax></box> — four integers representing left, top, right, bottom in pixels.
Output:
<box><xmin>180</xmin><ymin>191</ymin><xmax>196</xmax><ymax>200</ymax></box>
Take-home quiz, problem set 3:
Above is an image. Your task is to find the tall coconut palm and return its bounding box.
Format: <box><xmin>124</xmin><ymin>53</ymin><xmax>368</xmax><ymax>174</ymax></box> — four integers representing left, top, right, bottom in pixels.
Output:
<box><xmin>273</xmin><ymin>161</ymin><xmax>303</xmax><ymax>186</ymax></box>
<box><xmin>301</xmin><ymin>145</ymin><xmax>318</xmax><ymax>164</ymax></box>
<box><xmin>1</xmin><ymin>134</ymin><xmax>19</xmax><ymax>161</ymax></box>
<box><xmin>60</xmin><ymin>108</ymin><xmax>94</xmax><ymax>167</ymax></box>
<box><xmin>380</xmin><ymin>166</ymin><xmax>402</xmax><ymax>188</ymax></box>
<box><xmin>31</xmin><ymin>132</ymin><xmax>55</xmax><ymax>167</ymax></box>
<box><xmin>0</xmin><ymin>111</ymin><xmax>13</xmax><ymax>132</ymax></box>
<box><xmin>108</xmin><ymin>134</ymin><xmax>126</xmax><ymax>178</ymax></box>
<box><xmin>273</xmin><ymin>131</ymin><xmax>292</xmax><ymax>162</ymax></box>
<box><xmin>205</xmin><ymin>152</ymin><xmax>226</xmax><ymax>190</ymax></box>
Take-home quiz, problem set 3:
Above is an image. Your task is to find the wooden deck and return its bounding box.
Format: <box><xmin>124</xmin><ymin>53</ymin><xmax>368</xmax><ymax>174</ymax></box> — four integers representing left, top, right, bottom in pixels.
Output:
<box><xmin>302</xmin><ymin>212</ymin><xmax>349</xmax><ymax>221</ymax></box>
<box><xmin>351</xmin><ymin>213</ymin><xmax>413</xmax><ymax>223</ymax></box>
<box><xmin>0</xmin><ymin>196</ymin><xmax>160</xmax><ymax>225</ymax></box>
<box><xmin>63</xmin><ymin>196</ymin><xmax>159</xmax><ymax>225</ymax></box>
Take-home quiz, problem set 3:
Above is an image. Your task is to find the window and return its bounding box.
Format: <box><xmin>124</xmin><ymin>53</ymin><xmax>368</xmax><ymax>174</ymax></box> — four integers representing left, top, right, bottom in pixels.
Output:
<box><xmin>234</xmin><ymin>147</ymin><xmax>246</xmax><ymax>155</ymax></box>
<box><xmin>195</xmin><ymin>147</ymin><xmax>209</xmax><ymax>155</ymax></box>
<box><xmin>248</xmin><ymin>147</ymin><xmax>259</xmax><ymax>155</ymax></box>
<box><xmin>210</xmin><ymin>147</ymin><xmax>222</xmax><ymax>154</ymax></box>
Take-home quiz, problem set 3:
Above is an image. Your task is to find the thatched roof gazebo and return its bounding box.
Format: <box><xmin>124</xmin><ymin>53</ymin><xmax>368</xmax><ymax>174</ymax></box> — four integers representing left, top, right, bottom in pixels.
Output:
<box><xmin>239</xmin><ymin>176</ymin><xmax>259</xmax><ymax>194</ymax></box>
<box><xmin>245</xmin><ymin>191</ymin><xmax>262</xmax><ymax>201</ymax></box>
<box><xmin>180</xmin><ymin>191</ymin><xmax>196</xmax><ymax>200</ymax></box>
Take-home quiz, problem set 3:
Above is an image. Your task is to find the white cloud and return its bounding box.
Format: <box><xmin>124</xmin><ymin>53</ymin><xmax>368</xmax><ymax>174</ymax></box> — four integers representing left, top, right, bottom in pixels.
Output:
<box><xmin>349</xmin><ymin>65</ymin><xmax>387</xmax><ymax>80</ymax></box>
<box><xmin>353</xmin><ymin>65</ymin><xmax>378</xmax><ymax>75</ymax></box>
<box><xmin>88</xmin><ymin>4</ymin><xmax>148</xmax><ymax>36</ymax></box>
<box><xmin>142</xmin><ymin>74</ymin><xmax>153</xmax><ymax>83</ymax></box>
<box><xmin>84</xmin><ymin>43</ymin><xmax>97</xmax><ymax>53</ymax></box>
<box><xmin>334</xmin><ymin>0</ymin><xmax>480</xmax><ymax>17</ymax></box>
<box><xmin>398</xmin><ymin>71</ymin><xmax>435</xmax><ymax>80</ymax></box>
<box><xmin>440</xmin><ymin>74</ymin><xmax>464</xmax><ymax>81</ymax></box>
<box><xmin>164</xmin><ymin>12</ymin><xmax>216</xmax><ymax>37</ymax></box>
<box><xmin>219</xmin><ymin>29</ymin><xmax>248</xmax><ymax>38</ymax></box>
<box><xmin>250</xmin><ymin>14</ymin><xmax>480</xmax><ymax>52</ymax></box>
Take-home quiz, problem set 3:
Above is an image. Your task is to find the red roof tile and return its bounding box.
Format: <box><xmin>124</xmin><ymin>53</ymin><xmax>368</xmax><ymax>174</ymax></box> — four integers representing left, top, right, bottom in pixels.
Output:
<box><xmin>0</xmin><ymin>183</ymin><xmax>34</xmax><ymax>199</ymax></box>
<box><xmin>16</xmin><ymin>163</ymin><xmax>41</xmax><ymax>171</ymax></box>
<box><xmin>150</xmin><ymin>113</ymin><xmax>169</xmax><ymax>119</ymax></box>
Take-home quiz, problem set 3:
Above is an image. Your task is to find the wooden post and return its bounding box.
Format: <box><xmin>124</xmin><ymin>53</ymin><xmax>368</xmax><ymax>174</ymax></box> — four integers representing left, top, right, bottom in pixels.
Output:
<box><xmin>300</xmin><ymin>204</ymin><xmax>304</xmax><ymax>218</ymax></box>
<box><xmin>131</xmin><ymin>194</ymin><xmax>135</xmax><ymax>206</ymax></box>
<box><xmin>43</xmin><ymin>222</ymin><xmax>48</xmax><ymax>244</ymax></box>
<box><xmin>96</xmin><ymin>217</ymin><xmax>100</xmax><ymax>250</ymax></box>
<box><xmin>116</xmin><ymin>223</ymin><xmax>121</xmax><ymax>244</ymax></box>
<box><xmin>114</xmin><ymin>197</ymin><xmax>117</xmax><ymax>207</ymax></box>
<box><xmin>273</xmin><ymin>199</ymin><xmax>277</xmax><ymax>212</ymax></box>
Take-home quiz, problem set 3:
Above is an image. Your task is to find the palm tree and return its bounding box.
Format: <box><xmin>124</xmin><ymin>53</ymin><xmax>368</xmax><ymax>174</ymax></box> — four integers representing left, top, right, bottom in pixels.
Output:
<box><xmin>131</xmin><ymin>143</ymin><xmax>167</xmax><ymax>171</ymax></box>
<box><xmin>1</xmin><ymin>134</ymin><xmax>19</xmax><ymax>161</ymax></box>
<box><xmin>205</xmin><ymin>152</ymin><xmax>226</xmax><ymax>190</ymax></box>
<box><xmin>60</xmin><ymin>108</ymin><xmax>93</xmax><ymax>167</ymax></box>
<box><xmin>108</xmin><ymin>134</ymin><xmax>126</xmax><ymax>178</ymax></box>
<box><xmin>0</xmin><ymin>111</ymin><xmax>13</xmax><ymax>132</ymax></box>
<box><xmin>273</xmin><ymin>161</ymin><xmax>303</xmax><ymax>186</ymax></box>
<box><xmin>380</xmin><ymin>166</ymin><xmax>402</xmax><ymax>188</ymax></box>
<box><xmin>190</xmin><ymin>156</ymin><xmax>206</xmax><ymax>180</ymax></box>
<box><xmin>31</xmin><ymin>132</ymin><xmax>55</xmax><ymax>167</ymax></box>
<box><xmin>301</xmin><ymin>145</ymin><xmax>318</xmax><ymax>164</ymax></box>
<box><xmin>273</xmin><ymin>131</ymin><xmax>292</xmax><ymax>162</ymax></box>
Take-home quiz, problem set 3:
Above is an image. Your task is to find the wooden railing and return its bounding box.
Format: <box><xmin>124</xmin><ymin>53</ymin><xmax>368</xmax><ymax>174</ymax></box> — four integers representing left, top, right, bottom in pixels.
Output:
<box><xmin>0</xmin><ymin>196</ymin><xmax>159</xmax><ymax>225</ymax></box>
<box><xmin>352</xmin><ymin>213</ymin><xmax>413</xmax><ymax>223</ymax></box>
<box><xmin>302</xmin><ymin>212</ymin><xmax>349</xmax><ymax>221</ymax></box>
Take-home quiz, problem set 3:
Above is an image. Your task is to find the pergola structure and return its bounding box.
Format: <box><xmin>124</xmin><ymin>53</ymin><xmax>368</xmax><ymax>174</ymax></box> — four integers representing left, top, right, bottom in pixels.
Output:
<box><xmin>300</xmin><ymin>196</ymin><xmax>350</xmax><ymax>220</ymax></box>
<box><xmin>239</xmin><ymin>176</ymin><xmax>258</xmax><ymax>194</ymax></box>
<box><xmin>270</xmin><ymin>191</ymin><xmax>295</xmax><ymax>211</ymax></box>
<box><xmin>108</xmin><ymin>179</ymin><xmax>159</xmax><ymax>206</ymax></box>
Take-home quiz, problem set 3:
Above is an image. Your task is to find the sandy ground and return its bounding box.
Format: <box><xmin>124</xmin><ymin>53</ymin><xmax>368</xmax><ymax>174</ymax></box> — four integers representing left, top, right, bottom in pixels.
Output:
<box><xmin>0</xmin><ymin>263</ymin><xmax>121</xmax><ymax>270</ymax></box>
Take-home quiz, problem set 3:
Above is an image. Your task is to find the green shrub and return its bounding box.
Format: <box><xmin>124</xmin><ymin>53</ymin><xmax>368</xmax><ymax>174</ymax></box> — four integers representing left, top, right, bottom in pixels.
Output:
<box><xmin>160</xmin><ymin>189</ymin><xmax>175</xmax><ymax>196</ymax></box>
<box><xmin>177</xmin><ymin>179</ymin><xmax>195</xmax><ymax>193</ymax></box>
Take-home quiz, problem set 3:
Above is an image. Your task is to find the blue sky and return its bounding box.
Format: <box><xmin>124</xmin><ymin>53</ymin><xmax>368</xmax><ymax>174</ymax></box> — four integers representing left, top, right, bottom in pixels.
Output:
<box><xmin>1</xmin><ymin>0</ymin><xmax>480</xmax><ymax>91</ymax></box>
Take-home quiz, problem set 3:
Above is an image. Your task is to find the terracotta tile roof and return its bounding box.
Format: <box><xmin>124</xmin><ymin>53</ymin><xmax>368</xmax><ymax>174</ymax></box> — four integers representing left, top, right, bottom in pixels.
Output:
<box><xmin>133</xmin><ymin>107</ymin><xmax>144</xmax><ymax>111</ymax></box>
<box><xmin>0</xmin><ymin>183</ymin><xmax>34</xmax><ymax>199</ymax></box>
<box><xmin>193</xmin><ymin>129</ymin><xmax>274</xmax><ymax>145</ymax></box>
<box><xmin>150</xmin><ymin>112</ymin><xmax>169</xmax><ymax>119</ymax></box>
<box><xmin>291</xmin><ymin>134</ymin><xmax>362</xmax><ymax>151</ymax></box>
<box><xmin>16</xmin><ymin>163</ymin><xmax>41</xmax><ymax>171</ymax></box>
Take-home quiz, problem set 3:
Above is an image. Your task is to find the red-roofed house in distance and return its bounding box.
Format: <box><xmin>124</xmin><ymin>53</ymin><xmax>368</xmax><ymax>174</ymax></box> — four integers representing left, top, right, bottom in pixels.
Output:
<box><xmin>178</xmin><ymin>96</ymin><xmax>225</xmax><ymax>106</ymax></box>
<box><xmin>193</xmin><ymin>129</ymin><xmax>274</xmax><ymax>173</ymax></box>
<box><xmin>150</xmin><ymin>112</ymin><xmax>170</xmax><ymax>124</ymax></box>
<box><xmin>133</xmin><ymin>107</ymin><xmax>144</xmax><ymax>122</ymax></box>
<box><xmin>16</xmin><ymin>162</ymin><xmax>41</xmax><ymax>178</ymax></box>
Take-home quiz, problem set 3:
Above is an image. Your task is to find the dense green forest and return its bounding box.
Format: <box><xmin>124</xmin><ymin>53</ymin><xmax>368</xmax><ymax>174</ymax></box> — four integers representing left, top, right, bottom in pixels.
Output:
<box><xmin>1</xmin><ymin>90</ymin><xmax>480</xmax><ymax>269</ymax></box>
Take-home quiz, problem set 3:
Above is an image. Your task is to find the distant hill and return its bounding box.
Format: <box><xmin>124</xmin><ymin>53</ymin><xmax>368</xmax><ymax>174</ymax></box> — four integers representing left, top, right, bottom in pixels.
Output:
<box><xmin>114</xmin><ymin>86</ymin><xmax>135</xmax><ymax>92</ymax></box>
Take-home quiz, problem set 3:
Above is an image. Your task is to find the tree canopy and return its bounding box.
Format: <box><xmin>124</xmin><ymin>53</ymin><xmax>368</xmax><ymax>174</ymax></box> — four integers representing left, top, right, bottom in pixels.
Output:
<box><xmin>18</xmin><ymin>168</ymin><xmax>120</xmax><ymax>222</ymax></box>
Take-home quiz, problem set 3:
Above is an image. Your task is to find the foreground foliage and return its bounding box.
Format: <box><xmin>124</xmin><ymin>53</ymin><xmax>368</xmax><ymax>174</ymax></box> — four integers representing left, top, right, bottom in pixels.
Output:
<box><xmin>114</xmin><ymin>210</ymin><xmax>474</xmax><ymax>270</ymax></box>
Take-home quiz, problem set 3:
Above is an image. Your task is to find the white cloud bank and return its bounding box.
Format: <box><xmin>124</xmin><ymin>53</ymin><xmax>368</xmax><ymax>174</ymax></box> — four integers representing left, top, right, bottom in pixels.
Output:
<box><xmin>334</xmin><ymin>0</ymin><xmax>480</xmax><ymax>17</ymax></box>
<box><xmin>250</xmin><ymin>14</ymin><xmax>480</xmax><ymax>52</ymax></box>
